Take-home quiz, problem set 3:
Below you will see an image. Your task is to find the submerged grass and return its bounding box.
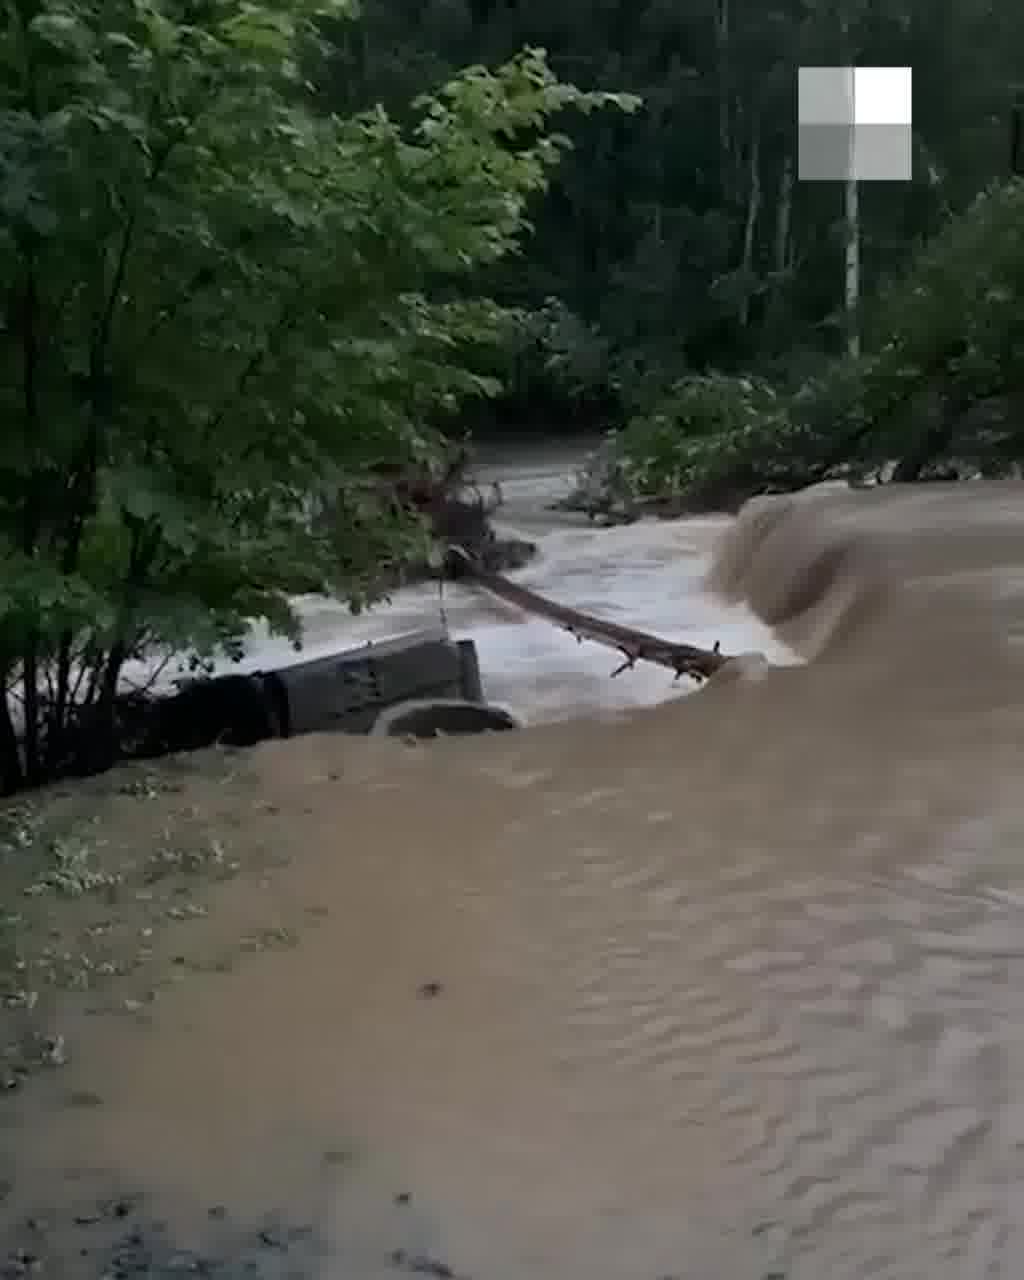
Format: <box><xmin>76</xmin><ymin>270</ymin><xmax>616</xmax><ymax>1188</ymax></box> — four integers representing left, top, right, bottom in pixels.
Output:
<box><xmin>0</xmin><ymin>746</ymin><xmax>301</xmax><ymax>1089</ymax></box>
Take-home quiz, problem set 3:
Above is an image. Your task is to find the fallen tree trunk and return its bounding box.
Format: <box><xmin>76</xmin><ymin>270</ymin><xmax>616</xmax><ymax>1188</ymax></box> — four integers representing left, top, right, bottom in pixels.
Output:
<box><xmin>446</xmin><ymin>546</ymin><xmax>731</xmax><ymax>682</ymax></box>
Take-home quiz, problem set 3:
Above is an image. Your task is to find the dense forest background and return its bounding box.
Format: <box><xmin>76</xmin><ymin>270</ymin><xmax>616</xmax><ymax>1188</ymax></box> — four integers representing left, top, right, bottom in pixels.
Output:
<box><xmin>1</xmin><ymin>0</ymin><xmax>1022</xmax><ymax>791</ymax></box>
<box><xmin>324</xmin><ymin>0</ymin><xmax>1024</xmax><ymax>432</ymax></box>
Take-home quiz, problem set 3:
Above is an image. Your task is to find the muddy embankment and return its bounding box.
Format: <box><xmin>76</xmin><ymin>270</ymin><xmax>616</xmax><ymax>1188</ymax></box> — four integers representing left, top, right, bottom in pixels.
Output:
<box><xmin>2</xmin><ymin>481</ymin><xmax>1024</xmax><ymax>1280</ymax></box>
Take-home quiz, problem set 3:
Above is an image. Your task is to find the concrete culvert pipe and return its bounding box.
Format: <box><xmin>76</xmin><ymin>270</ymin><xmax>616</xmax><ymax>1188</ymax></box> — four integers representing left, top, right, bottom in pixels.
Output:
<box><xmin>370</xmin><ymin>699</ymin><xmax>520</xmax><ymax>739</ymax></box>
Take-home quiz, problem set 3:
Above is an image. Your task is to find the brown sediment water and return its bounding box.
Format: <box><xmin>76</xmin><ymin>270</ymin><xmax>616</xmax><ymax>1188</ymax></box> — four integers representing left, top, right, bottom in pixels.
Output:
<box><xmin>2</xmin><ymin>480</ymin><xmax>1024</xmax><ymax>1279</ymax></box>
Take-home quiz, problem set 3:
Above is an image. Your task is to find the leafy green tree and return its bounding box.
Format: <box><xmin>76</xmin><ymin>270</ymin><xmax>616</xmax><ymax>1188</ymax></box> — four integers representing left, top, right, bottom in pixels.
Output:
<box><xmin>608</xmin><ymin>179</ymin><xmax>1024</xmax><ymax>511</ymax></box>
<box><xmin>0</xmin><ymin>0</ymin><xmax>633</xmax><ymax>790</ymax></box>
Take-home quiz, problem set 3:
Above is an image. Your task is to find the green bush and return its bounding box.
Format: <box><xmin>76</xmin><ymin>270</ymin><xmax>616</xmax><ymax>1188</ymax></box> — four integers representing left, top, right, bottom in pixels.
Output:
<box><xmin>615</xmin><ymin>373</ymin><xmax>781</xmax><ymax>501</ymax></box>
<box><xmin>0</xmin><ymin>0</ymin><xmax>635</xmax><ymax>789</ymax></box>
<box><xmin>611</xmin><ymin>179</ymin><xmax>1024</xmax><ymax>509</ymax></box>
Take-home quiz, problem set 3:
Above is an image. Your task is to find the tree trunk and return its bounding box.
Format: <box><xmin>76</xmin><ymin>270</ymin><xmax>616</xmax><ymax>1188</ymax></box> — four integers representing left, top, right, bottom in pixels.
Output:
<box><xmin>715</xmin><ymin>0</ymin><xmax>732</xmax><ymax>199</ymax></box>
<box><xmin>0</xmin><ymin>665</ymin><xmax>24</xmax><ymax>795</ymax></box>
<box><xmin>840</xmin><ymin>10</ymin><xmax>860</xmax><ymax>359</ymax></box>
<box><xmin>844</xmin><ymin>173</ymin><xmax>860</xmax><ymax>357</ymax></box>
<box><xmin>762</xmin><ymin>154</ymin><xmax>792</xmax><ymax>341</ymax></box>
<box><xmin>738</xmin><ymin>115</ymin><xmax>761</xmax><ymax>327</ymax></box>
<box><xmin>774</xmin><ymin>155</ymin><xmax>792</xmax><ymax>277</ymax></box>
<box><xmin>448</xmin><ymin>548</ymin><xmax>729</xmax><ymax>682</ymax></box>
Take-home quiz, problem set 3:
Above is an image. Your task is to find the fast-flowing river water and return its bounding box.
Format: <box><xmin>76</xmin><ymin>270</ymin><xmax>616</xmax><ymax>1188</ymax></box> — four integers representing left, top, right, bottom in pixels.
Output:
<box><xmin>188</xmin><ymin>439</ymin><xmax>795</xmax><ymax>722</ymax></box>
<box><xmin>4</xmin><ymin>450</ymin><xmax>1024</xmax><ymax>1280</ymax></box>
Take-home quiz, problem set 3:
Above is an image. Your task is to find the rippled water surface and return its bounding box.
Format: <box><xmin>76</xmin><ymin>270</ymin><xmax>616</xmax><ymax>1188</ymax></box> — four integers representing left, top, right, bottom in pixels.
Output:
<box><xmin>4</xmin><ymin>463</ymin><xmax>1024</xmax><ymax>1279</ymax></box>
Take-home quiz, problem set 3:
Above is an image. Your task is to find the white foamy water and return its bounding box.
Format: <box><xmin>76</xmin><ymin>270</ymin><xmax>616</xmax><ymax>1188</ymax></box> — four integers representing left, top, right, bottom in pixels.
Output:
<box><xmin>137</xmin><ymin>440</ymin><xmax>793</xmax><ymax>723</ymax></box>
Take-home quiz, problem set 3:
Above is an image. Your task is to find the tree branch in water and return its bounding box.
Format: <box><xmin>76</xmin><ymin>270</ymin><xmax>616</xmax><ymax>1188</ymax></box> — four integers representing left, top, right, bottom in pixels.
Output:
<box><xmin>445</xmin><ymin>546</ymin><xmax>730</xmax><ymax>682</ymax></box>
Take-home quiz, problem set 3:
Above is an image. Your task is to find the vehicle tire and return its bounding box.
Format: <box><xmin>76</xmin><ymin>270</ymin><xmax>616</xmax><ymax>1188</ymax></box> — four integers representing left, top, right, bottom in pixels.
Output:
<box><xmin>370</xmin><ymin>698</ymin><xmax>520</xmax><ymax>739</ymax></box>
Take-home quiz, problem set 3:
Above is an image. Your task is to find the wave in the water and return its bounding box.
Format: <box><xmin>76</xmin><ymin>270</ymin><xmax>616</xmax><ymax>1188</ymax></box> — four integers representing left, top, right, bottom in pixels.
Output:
<box><xmin>704</xmin><ymin>492</ymin><xmax>890</xmax><ymax>662</ymax></box>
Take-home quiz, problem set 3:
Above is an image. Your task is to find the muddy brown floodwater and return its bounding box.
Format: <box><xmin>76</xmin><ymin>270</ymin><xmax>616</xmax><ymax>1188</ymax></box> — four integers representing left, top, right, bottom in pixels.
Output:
<box><xmin>3</xmin><ymin>481</ymin><xmax>1024</xmax><ymax>1279</ymax></box>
